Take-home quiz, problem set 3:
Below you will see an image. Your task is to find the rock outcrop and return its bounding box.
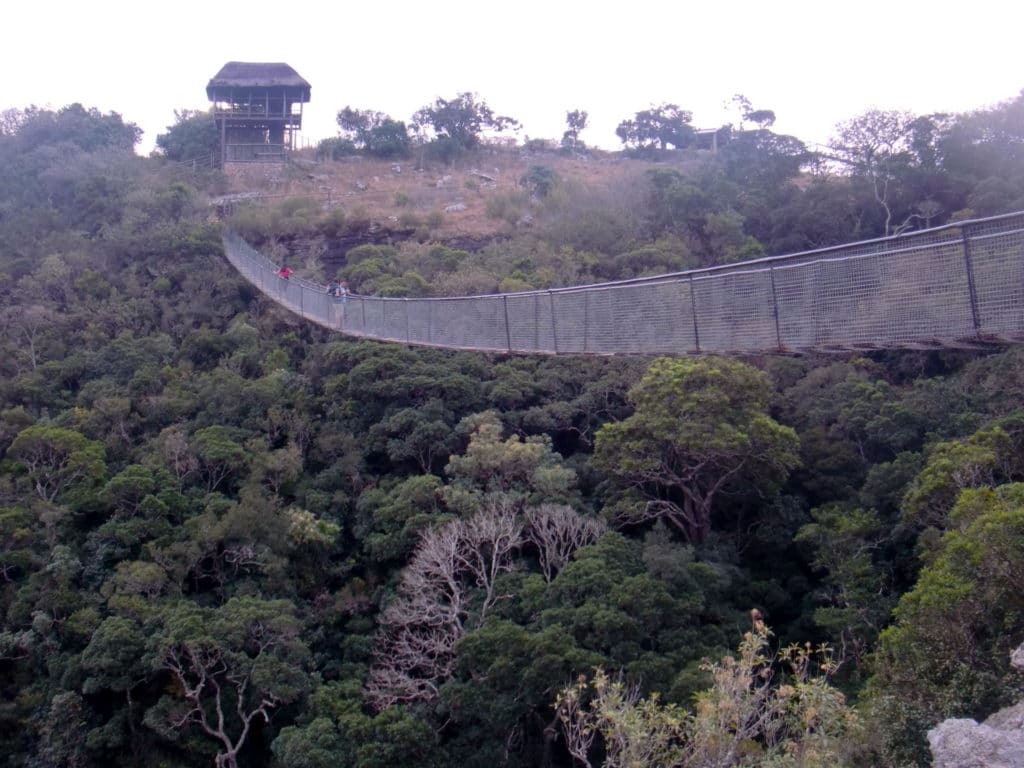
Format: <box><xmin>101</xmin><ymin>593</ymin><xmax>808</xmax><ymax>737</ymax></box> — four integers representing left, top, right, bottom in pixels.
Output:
<box><xmin>929</xmin><ymin>643</ymin><xmax>1024</xmax><ymax>767</ymax></box>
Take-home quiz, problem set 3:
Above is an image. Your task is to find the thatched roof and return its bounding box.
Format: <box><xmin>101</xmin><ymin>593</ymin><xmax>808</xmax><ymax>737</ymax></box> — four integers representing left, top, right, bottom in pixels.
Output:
<box><xmin>207</xmin><ymin>62</ymin><xmax>311</xmax><ymax>100</ymax></box>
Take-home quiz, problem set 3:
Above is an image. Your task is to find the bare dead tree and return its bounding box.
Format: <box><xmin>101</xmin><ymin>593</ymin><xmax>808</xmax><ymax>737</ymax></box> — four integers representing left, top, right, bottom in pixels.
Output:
<box><xmin>160</xmin><ymin>426</ymin><xmax>199</xmax><ymax>483</ymax></box>
<box><xmin>457</xmin><ymin>498</ymin><xmax>523</xmax><ymax>616</ymax></box>
<box><xmin>525</xmin><ymin>504</ymin><xmax>606</xmax><ymax>582</ymax></box>
<box><xmin>366</xmin><ymin>502</ymin><xmax>525</xmax><ymax>710</ymax></box>
<box><xmin>556</xmin><ymin>676</ymin><xmax>597</xmax><ymax>768</ymax></box>
<box><xmin>366</xmin><ymin>519</ymin><xmax>467</xmax><ymax>710</ymax></box>
<box><xmin>1</xmin><ymin>304</ymin><xmax>53</xmax><ymax>373</ymax></box>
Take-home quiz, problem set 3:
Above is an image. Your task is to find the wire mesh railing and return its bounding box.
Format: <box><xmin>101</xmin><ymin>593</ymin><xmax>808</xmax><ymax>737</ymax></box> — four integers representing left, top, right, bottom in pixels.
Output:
<box><xmin>172</xmin><ymin>152</ymin><xmax>217</xmax><ymax>171</ymax></box>
<box><xmin>221</xmin><ymin>211</ymin><xmax>1024</xmax><ymax>356</ymax></box>
<box><xmin>224</xmin><ymin>143</ymin><xmax>290</xmax><ymax>163</ymax></box>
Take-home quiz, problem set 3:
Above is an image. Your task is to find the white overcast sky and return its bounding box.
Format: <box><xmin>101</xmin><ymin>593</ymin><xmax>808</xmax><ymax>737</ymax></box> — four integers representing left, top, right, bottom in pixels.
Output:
<box><xmin>5</xmin><ymin>0</ymin><xmax>1022</xmax><ymax>154</ymax></box>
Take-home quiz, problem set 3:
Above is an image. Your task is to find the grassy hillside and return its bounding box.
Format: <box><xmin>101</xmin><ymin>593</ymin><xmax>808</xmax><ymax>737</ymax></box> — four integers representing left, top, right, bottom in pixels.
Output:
<box><xmin>221</xmin><ymin>145</ymin><xmax>706</xmax><ymax>242</ymax></box>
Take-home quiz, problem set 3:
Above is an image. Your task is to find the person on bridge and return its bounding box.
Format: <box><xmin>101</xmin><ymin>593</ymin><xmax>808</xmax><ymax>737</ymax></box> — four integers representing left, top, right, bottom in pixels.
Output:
<box><xmin>277</xmin><ymin>265</ymin><xmax>293</xmax><ymax>280</ymax></box>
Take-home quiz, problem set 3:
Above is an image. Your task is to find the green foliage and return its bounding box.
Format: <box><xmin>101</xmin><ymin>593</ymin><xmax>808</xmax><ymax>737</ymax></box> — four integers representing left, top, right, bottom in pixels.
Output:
<box><xmin>412</xmin><ymin>92</ymin><xmax>519</xmax><ymax>159</ymax></box>
<box><xmin>229</xmin><ymin>195</ymin><xmax>330</xmax><ymax>240</ymax></box>
<box><xmin>519</xmin><ymin>165</ymin><xmax>558</xmax><ymax>197</ymax></box>
<box><xmin>190</xmin><ymin>425</ymin><xmax>249</xmax><ymax>492</ymax></box>
<box><xmin>6</xmin><ymin>424</ymin><xmax>106</xmax><ymax>503</ymax></box>
<box><xmin>272</xmin><ymin>681</ymin><xmax>443</xmax><ymax>768</ymax></box>
<box><xmin>641</xmin><ymin>168</ymin><xmax>761</xmax><ymax>263</ymax></box>
<box><xmin>3</xmin><ymin>103</ymin><xmax>141</xmax><ymax>153</ymax></box>
<box><xmin>336</xmin><ymin>107</ymin><xmax>411</xmax><ymax>159</ymax></box>
<box><xmin>2</xmin><ymin>91</ymin><xmax>1024</xmax><ymax>768</ymax></box>
<box><xmin>562</xmin><ymin>109</ymin><xmax>589</xmax><ymax>152</ymax></box>
<box><xmin>593</xmin><ymin>357</ymin><xmax>799</xmax><ymax>542</ymax></box>
<box><xmin>864</xmin><ymin>483</ymin><xmax>1024</xmax><ymax>765</ymax></box>
<box><xmin>795</xmin><ymin>505</ymin><xmax>891</xmax><ymax>670</ymax></box>
<box><xmin>316</xmin><ymin>136</ymin><xmax>357</xmax><ymax>160</ymax></box>
<box><xmin>357</xmin><ymin>474</ymin><xmax>445</xmax><ymax>563</ymax></box>
<box><xmin>145</xmin><ymin>597</ymin><xmax>311</xmax><ymax>768</ymax></box>
<box><xmin>155</xmin><ymin>109</ymin><xmax>219</xmax><ymax>163</ymax></box>
<box><xmin>901</xmin><ymin>414</ymin><xmax>1024</xmax><ymax>530</ymax></box>
<box><xmin>616</xmin><ymin>104</ymin><xmax>695</xmax><ymax>152</ymax></box>
<box><xmin>719</xmin><ymin>128</ymin><xmax>808</xmax><ymax>191</ymax></box>
<box><xmin>443</xmin><ymin>411</ymin><xmax>578</xmax><ymax>514</ymax></box>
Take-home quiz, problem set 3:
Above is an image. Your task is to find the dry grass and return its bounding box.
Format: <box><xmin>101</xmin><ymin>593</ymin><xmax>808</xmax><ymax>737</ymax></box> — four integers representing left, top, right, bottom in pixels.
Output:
<box><xmin>222</xmin><ymin>145</ymin><xmax>709</xmax><ymax>240</ymax></box>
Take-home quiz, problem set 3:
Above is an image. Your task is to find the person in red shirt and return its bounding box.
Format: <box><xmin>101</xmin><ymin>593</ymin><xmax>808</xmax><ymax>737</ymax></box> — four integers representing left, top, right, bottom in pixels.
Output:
<box><xmin>277</xmin><ymin>265</ymin><xmax>293</xmax><ymax>280</ymax></box>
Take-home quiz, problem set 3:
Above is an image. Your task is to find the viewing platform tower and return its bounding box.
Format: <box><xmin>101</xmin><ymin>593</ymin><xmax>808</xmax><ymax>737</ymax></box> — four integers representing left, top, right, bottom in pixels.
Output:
<box><xmin>207</xmin><ymin>62</ymin><xmax>311</xmax><ymax>164</ymax></box>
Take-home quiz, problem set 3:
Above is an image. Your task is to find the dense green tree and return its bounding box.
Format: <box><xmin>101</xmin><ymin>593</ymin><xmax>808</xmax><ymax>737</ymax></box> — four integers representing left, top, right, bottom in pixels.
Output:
<box><xmin>155</xmin><ymin>109</ymin><xmax>219</xmax><ymax>163</ymax></box>
<box><xmin>901</xmin><ymin>413</ymin><xmax>1024</xmax><ymax>530</ymax></box>
<box><xmin>0</xmin><ymin>505</ymin><xmax>40</xmax><ymax>586</ymax></box>
<box><xmin>718</xmin><ymin>128</ymin><xmax>809</xmax><ymax>192</ymax></box>
<box><xmin>6</xmin><ymin>425</ymin><xmax>106</xmax><ymax>503</ymax></box>
<box><xmin>336</xmin><ymin>107</ymin><xmax>411</xmax><ymax>159</ymax></box>
<box><xmin>795</xmin><ymin>504</ymin><xmax>892</xmax><ymax>671</ymax></box>
<box><xmin>272</xmin><ymin>680</ymin><xmax>443</xmax><ymax>768</ymax></box>
<box><xmin>368</xmin><ymin>400</ymin><xmax>456</xmax><ymax>474</ymax></box>
<box><xmin>616</xmin><ymin>104</ymin><xmax>695</xmax><ymax>152</ymax></box>
<box><xmin>355</xmin><ymin>474</ymin><xmax>446</xmax><ymax>564</ymax></box>
<box><xmin>144</xmin><ymin>597</ymin><xmax>311</xmax><ymax>768</ymax></box>
<box><xmin>520</xmin><ymin>165</ymin><xmax>558</xmax><ymax>198</ymax></box>
<box><xmin>412</xmin><ymin>92</ymin><xmax>519</xmax><ymax>159</ymax></box>
<box><xmin>189</xmin><ymin>426</ymin><xmax>250</xmax><ymax>493</ymax></box>
<box><xmin>594</xmin><ymin>358</ymin><xmax>799</xmax><ymax>542</ymax></box>
<box><xmin>443</xmin><ymin>411</ymin><xmax>578</xmax><ymax>514</ymax></box>
<box><xmin>641</xmin><ymin>168</ymin><xmax>761</xmax><ymax>262</ymax></box>
<box><xmin>3</xmin><ymin>103</ymin><xmax>141</xmax><ymax>153</ymax></box>
<box><xmin>864</xmin><ymin>483</ymin><xmax>1024</xmax><ymax>765</ymax></box>
<box><xmin>562</xmin><ymin>109</ymin><xmax>588</xmax><ymax>152</ymax></box>
<box><xmin>938</xmin><ymin>89</ymin><xmax>1024</xmax><ymax>215</ymax></box>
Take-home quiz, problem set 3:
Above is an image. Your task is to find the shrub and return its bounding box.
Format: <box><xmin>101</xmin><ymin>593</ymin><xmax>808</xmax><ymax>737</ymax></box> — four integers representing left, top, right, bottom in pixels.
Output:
<box><xmin>398</xmin><ymin>211</ymin><xmax>420</xmax><ymax>228</ymax></box>
<box><xmin>316</xmin><ymin>137</ymin><xmax>357</xmax><ymax>160</ymax></box>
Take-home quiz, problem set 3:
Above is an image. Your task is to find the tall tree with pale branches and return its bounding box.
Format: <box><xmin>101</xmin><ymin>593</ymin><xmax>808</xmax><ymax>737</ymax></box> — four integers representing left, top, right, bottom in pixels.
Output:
<box><xmin>365</xmin><ymin>501</ymin><xmax>524</xmax><ymax>710</ymax></box>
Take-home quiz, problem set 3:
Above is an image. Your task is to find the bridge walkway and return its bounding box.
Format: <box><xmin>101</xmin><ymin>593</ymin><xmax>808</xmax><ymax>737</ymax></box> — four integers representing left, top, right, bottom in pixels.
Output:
<box><xmin>221</xmin><ymin>211</ymin><xmax>1024</xmax><ymax>356</ymax></box>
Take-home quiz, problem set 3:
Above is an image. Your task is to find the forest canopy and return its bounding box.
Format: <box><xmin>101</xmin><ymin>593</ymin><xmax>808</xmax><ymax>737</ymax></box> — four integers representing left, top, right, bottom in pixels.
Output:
<box><xmin>1</xmin><ymin>88</ymin><xmax>1024</xmax><ymax>767</ymax></box>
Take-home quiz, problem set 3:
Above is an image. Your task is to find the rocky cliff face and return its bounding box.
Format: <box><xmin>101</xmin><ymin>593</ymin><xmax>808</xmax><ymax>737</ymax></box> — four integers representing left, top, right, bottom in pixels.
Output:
<box><xmin>929</xmin><ymin>644</ymin><xmax>1024</xmax><ymax>767</ymax></box>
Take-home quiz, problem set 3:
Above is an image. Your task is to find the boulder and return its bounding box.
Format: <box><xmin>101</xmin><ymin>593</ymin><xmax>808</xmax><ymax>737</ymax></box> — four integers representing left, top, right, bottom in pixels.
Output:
<box><xmin>928</xmin><ymin>718</ymin><xmax>1024</xmax><ymax>768</ymax></box>
<box><xmin>929</xmin><ymin>643</ymin><xmax>1024</xmax><ymax>767</ymax></box>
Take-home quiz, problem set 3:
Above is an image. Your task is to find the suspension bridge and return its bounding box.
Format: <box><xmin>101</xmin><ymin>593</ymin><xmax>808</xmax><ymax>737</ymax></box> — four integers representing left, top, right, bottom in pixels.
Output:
<box><xmin>221</xmin><ymin>211</ymin><xmax>1024</xmax><ymax>356</ymax></box>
